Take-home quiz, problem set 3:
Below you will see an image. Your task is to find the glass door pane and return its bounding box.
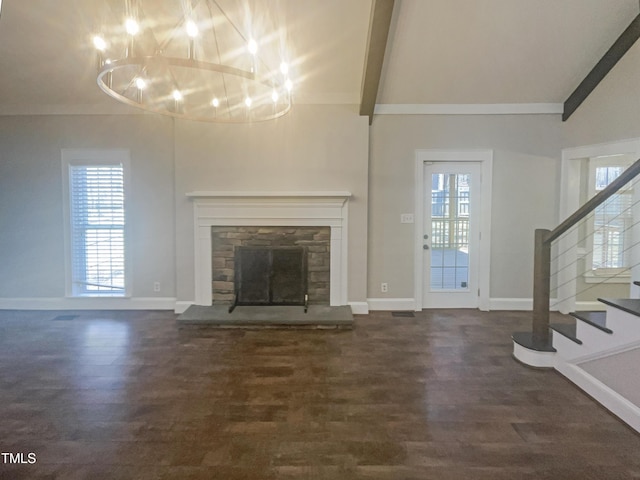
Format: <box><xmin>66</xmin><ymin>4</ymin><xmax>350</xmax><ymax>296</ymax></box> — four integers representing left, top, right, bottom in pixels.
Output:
<box><xmin>430</xmin><ymin>173</ymin><xmax>470</xmax><ymax>290</ymax></box>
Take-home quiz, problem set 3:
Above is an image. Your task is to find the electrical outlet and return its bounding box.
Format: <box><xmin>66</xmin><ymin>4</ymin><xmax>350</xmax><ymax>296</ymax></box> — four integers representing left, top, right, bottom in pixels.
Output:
<box><xmin>381</xmin><ymin>282</ymin><xmax>388</xmax><ymax>293</ymax></box>
<box><xmin>400</xmin><ymin>213</ymin><xmax>414</xmax><ymax>224</ymax></box>
<box><xmin>153</xmin><ymin>281</ymin><xmax>161</xmax><ymax>292</ymax></box>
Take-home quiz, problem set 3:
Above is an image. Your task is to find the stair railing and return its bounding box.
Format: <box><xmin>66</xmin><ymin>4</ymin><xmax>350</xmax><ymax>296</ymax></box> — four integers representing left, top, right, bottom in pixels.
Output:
<box><xmin>531</xmin><ymin>158</ymin><xmax>640</xmax><ymax>346</ymax></box>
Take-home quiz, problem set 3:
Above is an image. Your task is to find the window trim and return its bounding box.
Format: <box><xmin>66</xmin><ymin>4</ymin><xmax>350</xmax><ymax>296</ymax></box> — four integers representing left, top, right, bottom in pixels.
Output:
<box><xmin>584</xmin><ymin>154</ymin><xmax>633</xmax><ymax>282</ymax></box>
<box><xmin>62</xmin><ymin>149</ymin><xmax>132</xmax><ymax>298</ymax></box>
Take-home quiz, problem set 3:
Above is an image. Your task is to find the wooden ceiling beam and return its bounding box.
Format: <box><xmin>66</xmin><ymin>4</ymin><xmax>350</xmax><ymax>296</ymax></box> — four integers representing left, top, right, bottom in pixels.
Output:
<box><xmin>359</xmin><ymin>0</ymin><xmax>395</xmax><ymax>125</ymax></box>
<box><xmin>563</xmin><ymin>13</ymin><xmax>640</xmax><ymax>121</ymax></box>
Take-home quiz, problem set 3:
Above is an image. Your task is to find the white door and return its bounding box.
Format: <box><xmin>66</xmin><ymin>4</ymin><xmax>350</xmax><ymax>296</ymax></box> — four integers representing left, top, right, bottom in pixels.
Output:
<box><xmin>422</xmin><ymin>162</ymin><xmax>481</xmax><ymax>308</ymax></box>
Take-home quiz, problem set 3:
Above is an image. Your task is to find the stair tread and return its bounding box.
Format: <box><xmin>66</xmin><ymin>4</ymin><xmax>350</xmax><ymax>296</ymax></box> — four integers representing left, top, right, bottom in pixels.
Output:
<box><xmin>550</xmin><ymin>323</ymin><xmax>582</xmax><ymax>345</ymax></box>
<box><xmin>512</xmin><ymin>332</ymin><xmax>556</xmax><ymax>352</ymax></box>
<box><xmin>569</xmin><ymin>311</ymin><xmax>613</xmax><ymax>334</ymax></box>
<box><xmin>598</xmin><ymin>298</ymin><xmax>640</xmax><ymax>318</ymax></box>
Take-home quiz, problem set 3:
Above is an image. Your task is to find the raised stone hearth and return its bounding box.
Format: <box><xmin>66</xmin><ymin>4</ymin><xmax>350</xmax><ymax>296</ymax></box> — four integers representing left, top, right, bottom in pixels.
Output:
<box><xmin>177</xmin><ymin>304</ymin><xmax>353</xmax><ymax>328</ymax></box>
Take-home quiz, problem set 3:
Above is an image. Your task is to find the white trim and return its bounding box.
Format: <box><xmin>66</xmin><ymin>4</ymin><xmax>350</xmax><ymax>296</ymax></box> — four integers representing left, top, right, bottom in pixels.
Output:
<box><xmin>582</xmin><ymin>272</ymin><xmax>631</xmax><ymax>284</ymax></box>
<box><xmin>559</xmin><ymin>138</ymin><xmax>640</xmax><ymax>312</ymax></box>
<box><xmin>0</xmin><ymin>297</ymin><xmax>176</xmax><ymax>310</ymax></box>
<box><xmin>414</xmin><ymin>150</ymin><xmax>492</xmax><ymax>311</ymax></box>
<box><xmin>556</xmin><ymin>362</ymin><xmax>640</xmax><ymax>433</ymax></box>
<box><xmin>512</xmin><ymin>342</ymin><xmax>556</xmax><ymax>368</ymax></box>
<box><xmin>61</xmin><ymin>149</ymin><xmax>132</xmax><ymax>299</ymax></box>
<box><xmin>575</xmin><ymin>300</ymin><xmax>606</xmax><ymax>311</ymax></box>
<box><xmin>375</xmin><ymin>103</ymin><xmax>563</xmax><ymax>116</ymax></box>
<box><xmin>573</xmin><ymin>339</ymin><xmax>640</xmax><ymax>365</ymax></box>
<box><xmin>187</xmin><ymin>192</ymin><xmax>351</xmax><ymax>307</ymax></box>
<box><xmin>175</xmin><ymin>301</ymin><xmax>193</xmax><ymax>314</ymax></box>
<box><xmin>367</xmin><ymin>298</ymin><xmax>415</xmax><ymax>311</ymax></box>
<box><xmin>186</xmin><ymin>191</ymin><xmax>352</xmax><ymax>198</ymax></box>
<box><xmin>348</xmin><ymin>302</ymin><xmax>369</xmax><ymax>315</ymax></box>
<box><xmin>490</xmin><ymin>297</ymin><xmax>560</xmax><ymax>311</ymax></box>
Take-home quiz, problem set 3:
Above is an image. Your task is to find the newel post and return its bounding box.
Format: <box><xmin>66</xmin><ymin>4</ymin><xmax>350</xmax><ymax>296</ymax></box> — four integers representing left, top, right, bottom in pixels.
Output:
<box><xmin>532</xmin><ymin>228</ymin><xmax>552</xmax><ymax>344</ymax></box>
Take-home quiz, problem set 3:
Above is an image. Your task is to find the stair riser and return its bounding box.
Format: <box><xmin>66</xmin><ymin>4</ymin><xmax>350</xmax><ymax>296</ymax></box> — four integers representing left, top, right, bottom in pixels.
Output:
<box><xmin>555</xmin><ymin>307</ymin><xmax>640</xmax><ymax>361</ymax></box>
<box><xmin>605</xmin><ymin>306</ymin><xmax>640</xmax><ymax>340</ymax></box>
<box><xmin>551</xmin><ymin>331</ymin><xmax>585</xmax><ymax>361</ymax></box>
<box><xmin>575</xmin><ymin>321</ymin><xmax>619</xmax><ymax>351</ymax></box>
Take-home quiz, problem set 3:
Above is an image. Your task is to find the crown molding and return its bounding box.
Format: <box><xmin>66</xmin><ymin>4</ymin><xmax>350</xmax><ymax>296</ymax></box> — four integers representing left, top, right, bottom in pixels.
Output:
<box><xmin>374</xmin><ymin>103</ymin><xmax>564</xmax><ymax>115</ymax></box>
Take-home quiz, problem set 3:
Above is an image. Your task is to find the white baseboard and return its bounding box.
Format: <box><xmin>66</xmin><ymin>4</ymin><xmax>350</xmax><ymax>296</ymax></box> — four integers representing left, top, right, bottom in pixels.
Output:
<box><xmin>367</xmin><ymin>298</ymin><xmax>415</xmax><ymax>311</ymax></box>
<box><xmin>174</xmin><ymin>301</ymin><xmax>194</xmax><ymax>314</ymax></box>
<box><xmin>556</xmin><ymin>361</ymin><xmax>640</xmax><ymax>433</ymax></box>
<box><xmin>348</xmin><ymin>302</ymin><xmax>369</xmax><ymax>315</ymax></box>
<box><xmin>0</xmin><ymin>297</ymin><xmax>177</xmax><ymax>311</ymax></box>
<box><xmin>489</xmin><ymin>298</ymin><xmax>560</xmax><ymax>311</ymax></box>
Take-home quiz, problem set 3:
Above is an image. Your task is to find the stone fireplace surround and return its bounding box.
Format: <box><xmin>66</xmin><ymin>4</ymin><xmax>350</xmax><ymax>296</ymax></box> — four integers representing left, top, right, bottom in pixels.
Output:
<box><xmin>187</xmin><ymin>191</ymin><xmax>351</xmax><ymax>307</ymax></box>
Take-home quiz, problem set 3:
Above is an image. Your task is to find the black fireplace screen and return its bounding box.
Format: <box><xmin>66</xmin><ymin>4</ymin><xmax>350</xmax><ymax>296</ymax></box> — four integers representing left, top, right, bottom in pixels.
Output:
<box><xmin>234</xmin><ymin>246</ymin><xmax>307</xmax><ymax>306</ymax></box>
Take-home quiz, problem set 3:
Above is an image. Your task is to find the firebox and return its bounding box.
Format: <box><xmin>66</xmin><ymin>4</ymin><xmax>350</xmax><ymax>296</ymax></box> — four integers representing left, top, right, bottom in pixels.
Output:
<box><xmin>230</xmin><ymin>246</ymin><xmax>308</xmax><ymax>312</ymax></box>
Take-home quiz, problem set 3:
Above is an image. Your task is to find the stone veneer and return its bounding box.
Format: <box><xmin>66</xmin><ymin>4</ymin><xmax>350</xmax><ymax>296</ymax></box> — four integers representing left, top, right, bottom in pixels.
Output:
<box><xmin>211</xmin><ymin>226</ymin><xmax>331</xmax><ymax>304</ymax></box>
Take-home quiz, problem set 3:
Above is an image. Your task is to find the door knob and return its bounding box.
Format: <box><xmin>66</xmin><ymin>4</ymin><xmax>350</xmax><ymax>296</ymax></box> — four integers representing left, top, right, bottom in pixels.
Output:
<box><xmin>423</xmin><ymin>245</ymin><xmax>429</xmax><ymax>250</ymax></box>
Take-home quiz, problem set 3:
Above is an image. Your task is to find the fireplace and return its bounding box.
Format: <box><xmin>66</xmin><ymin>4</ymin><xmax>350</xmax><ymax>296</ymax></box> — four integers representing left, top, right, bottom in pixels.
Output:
<box><xmin>212</xmin><ymin>226</ymin><xmax>330</xmax><ymax>309</ymax></box>
<box><xmin>235</xmin><ymin>246</ymin><xmax>307</xmax><ymax>305</ymax></box>
<box><xmin>187</xmin><ymin>191</ymin><xmax>351</xmax><ymax>307</ymax></box>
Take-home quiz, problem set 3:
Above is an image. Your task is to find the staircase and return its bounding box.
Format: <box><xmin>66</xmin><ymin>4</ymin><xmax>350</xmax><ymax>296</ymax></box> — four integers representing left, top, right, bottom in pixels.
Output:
<box><xmin>512</xmin><ymin>159</ymin><xmax>640</xmax><ymax>433</ymax></box>
<box><xmin>516</xmin><ymin>296</ymin><xmax>640</xmax><ymax>433</ymax></box>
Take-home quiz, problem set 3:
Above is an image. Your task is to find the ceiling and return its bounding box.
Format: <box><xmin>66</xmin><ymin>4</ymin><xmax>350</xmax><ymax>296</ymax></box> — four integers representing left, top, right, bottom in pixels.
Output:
<box><xmin>0</xmin><ymin>0</ymin><xmax>638</xmax><ymax>115</ymax></box>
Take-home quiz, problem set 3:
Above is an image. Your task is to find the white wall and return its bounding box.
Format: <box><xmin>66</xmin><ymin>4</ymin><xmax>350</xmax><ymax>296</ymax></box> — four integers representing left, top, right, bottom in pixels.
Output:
<box><xmin>173</xmin><ymin>104</ymin><xmax>370</xmax><ymax>305</ymax></box>
<box><xmin>368</xmin><ymin>114</ymin><xmax>563</xmax><ymax>302</ymax></box>
<box><xmin>0</xmin><ymin>106</ymin><xmax>369</xmax><ymax>309</ymax></box>
<box><xmin>0</xmin><ymin>115</ymin><xmax>176</xmax><ymax>302</ymax></box>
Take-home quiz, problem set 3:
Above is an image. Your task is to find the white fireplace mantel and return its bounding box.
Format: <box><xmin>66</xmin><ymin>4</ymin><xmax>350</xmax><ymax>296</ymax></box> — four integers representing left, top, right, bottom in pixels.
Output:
<box><xmin>187</xmin><ymin>191</ymin><xmax>351</xmax><ymax>306</ymax></box>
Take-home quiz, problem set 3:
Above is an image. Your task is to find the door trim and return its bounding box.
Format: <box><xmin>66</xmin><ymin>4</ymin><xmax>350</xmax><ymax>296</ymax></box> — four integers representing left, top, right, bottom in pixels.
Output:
<box><xmin>414</xmin><ymin>150</ymin><xmax>493</xmax><ymax>311</ymax></box>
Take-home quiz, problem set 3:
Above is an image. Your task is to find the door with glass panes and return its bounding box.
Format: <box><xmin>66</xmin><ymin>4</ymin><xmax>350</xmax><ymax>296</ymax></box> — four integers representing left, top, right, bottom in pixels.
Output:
<box><xmin>423</xmin><ymin>162</ymin><xmax>481</xmax><ymax>308</ymax></box>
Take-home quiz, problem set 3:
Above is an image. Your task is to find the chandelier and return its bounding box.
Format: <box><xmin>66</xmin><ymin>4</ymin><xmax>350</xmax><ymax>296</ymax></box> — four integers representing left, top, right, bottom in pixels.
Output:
<box><xmin>92</xmin><ymin>0</ymin><xmax>293</xmax><ymax>123</ymax></box>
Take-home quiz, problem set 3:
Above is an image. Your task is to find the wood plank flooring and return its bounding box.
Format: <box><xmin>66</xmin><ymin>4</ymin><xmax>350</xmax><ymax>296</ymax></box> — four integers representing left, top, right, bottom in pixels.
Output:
<box><xmin>0</xmin><ymin>309</ymin><xmax>639</xmax><ymax>479</ymax></box>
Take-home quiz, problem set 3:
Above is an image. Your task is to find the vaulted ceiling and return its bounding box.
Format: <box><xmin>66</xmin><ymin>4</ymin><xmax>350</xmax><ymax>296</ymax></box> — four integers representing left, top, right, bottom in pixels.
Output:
<box><xmin>0</xmin><ymin>0</ymin><xmax>638</xmax><ymax>116</ymax></box>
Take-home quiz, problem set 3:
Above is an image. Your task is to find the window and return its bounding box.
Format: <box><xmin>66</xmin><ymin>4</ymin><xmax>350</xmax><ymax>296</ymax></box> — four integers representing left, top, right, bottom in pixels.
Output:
<box><xmin>63</xmin><ymin>150</ymin><xmax>130</xmax><ymax>297</ymax></box>
<box><xmin>587</xmin><ymin>155</ymin><xmax>633</xmax><ymax>279</ymax></box>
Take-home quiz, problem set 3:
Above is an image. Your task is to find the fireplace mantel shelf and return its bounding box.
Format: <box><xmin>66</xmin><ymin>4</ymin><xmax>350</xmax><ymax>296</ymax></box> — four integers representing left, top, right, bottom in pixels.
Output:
<box><xmin>186</xmin><ymin>191</ymin><xmax>352</xmax><ymax>199</ymax></box>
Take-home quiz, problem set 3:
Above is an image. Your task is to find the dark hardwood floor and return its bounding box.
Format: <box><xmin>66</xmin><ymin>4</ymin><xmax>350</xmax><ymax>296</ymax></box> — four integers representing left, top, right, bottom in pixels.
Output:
<box><xmin>0</xmin><ymin>308</ymin><xmax>639</xmax><ymax>479</ymax></box>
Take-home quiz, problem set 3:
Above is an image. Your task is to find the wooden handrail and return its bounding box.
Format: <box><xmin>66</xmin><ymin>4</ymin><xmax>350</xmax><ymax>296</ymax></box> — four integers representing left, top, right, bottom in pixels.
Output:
<box><xmin>545</xmin><ymin>158</ymin><xmax>640</xmax><ymax>244</ymax></box>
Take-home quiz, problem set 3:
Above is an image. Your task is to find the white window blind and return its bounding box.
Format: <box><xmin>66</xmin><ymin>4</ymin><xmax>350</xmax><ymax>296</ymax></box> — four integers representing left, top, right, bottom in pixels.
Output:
<box><xmin>587</xmin><ymin>156</ymin><xmax>634</xmax><ymax>278</ymax></box>
<box><xmin>69</xmin><ymin>164</ymin><xmax>126</xmax><ymax>296</ymax></box>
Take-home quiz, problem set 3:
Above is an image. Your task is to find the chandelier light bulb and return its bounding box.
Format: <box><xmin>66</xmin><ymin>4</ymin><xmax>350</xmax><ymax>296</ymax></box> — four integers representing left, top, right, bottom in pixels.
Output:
<box><xmin>125</xmin><ymin>18</ymin><xmax>140</xmax><ymax>36</ymax></box>
<box><xmin>285</xmin><ymin>78</ymin><xmax>293</xmax><ymax>92</ymax></box>
<box><xmin>135</xmin><ymin>77</ymin><xmax>147</xmax><ymax>90</ymax></box>
<box><xmin>271</xmin><ymin>90</ymin><xmax>279</xmax><ymax>102</ymax></box>
<box><xmin>172</xmin><ymin>89</ymin><xmax>183</xmax><ymax>101</ymax></box>
<box><xmin>245</xmin><ymin>96</ymin><xmax>252</xmax><ymax>107</ymax></box>
<box><xmin>279</xmin><ymin>62</ymin><xmax>289</xmax><ymax>75</ymax></box>
<box><xmin>186</xmin><ymin>20</ymin><xmax>199</xmax><ymax>38</ymax></box>
<box><xmin>93</xmin><ymin>35</ymin><xmax>107</xmax><ymax>51</ymax></box>
<box><xmin>211</xmin><ymin>97</ymin><xmax>220</xmax><ymax>108</ymax></box>
<box><xmin>247</xmin><ymin>38</ymin><xmax>258</xmax><ymax>55</ymax></box>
